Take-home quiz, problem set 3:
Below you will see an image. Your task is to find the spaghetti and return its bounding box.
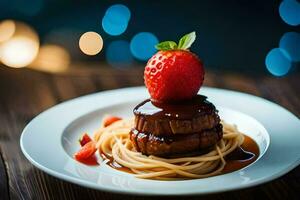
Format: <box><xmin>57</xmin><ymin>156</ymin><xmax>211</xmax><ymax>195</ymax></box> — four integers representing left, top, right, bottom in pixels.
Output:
<box><xmin>94</xmin><ymin>118</ymin><xmax>244</xmax><ymax>180</ymax></box>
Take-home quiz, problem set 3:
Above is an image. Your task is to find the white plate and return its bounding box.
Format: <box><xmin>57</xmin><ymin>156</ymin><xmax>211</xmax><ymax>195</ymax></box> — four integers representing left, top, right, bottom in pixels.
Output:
<box><xmin>20</xmin><ymin>87</ymin><xmax>300</xmax><ymax>196</ymax></box>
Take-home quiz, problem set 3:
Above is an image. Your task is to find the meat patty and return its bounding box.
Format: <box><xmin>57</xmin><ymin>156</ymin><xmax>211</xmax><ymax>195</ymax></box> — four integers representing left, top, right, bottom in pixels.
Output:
<box><xmin>133</xmin><ymin>95</ymin><xmax>220</xmax><ymax>136</ymax></box>
<box><xmin>130</xmin><ymin>124</ymin><xmax>223</xmax><ymax>156</ymax></box>
<box><xmin>135</xmin><ymin>113</ymin><xmax>220</xmax><ymax>136</ymax></box>
<box><xmin>131</xmin><ymin>95</ymin><xmax>223</xmax><ymax>156</ymax></box>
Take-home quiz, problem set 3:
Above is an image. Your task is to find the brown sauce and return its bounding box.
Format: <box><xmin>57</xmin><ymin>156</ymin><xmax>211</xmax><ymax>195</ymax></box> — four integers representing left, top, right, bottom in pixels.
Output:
<box><xmin>100</xmin><ymin>152</ymin><xmax>133</xmax><ymax>174</ymax></box>
<box><xmin>222</xmin><ymin>135</ymin><xmax>259</xmax><ymax>174</ymax></box>
<box><xmin>99</xmin><ymin>134</ymin><xmax>259</xmax><ymax>176</ymax></box>
<box><xmin>133</xmin><ymin>95</ymin><xmax>216</xmax><ymax>120</ymax></box>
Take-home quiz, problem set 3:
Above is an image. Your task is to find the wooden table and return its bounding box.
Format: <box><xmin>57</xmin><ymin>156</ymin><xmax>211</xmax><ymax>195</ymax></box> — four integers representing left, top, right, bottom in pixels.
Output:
<box><xmin>0</xmin><ymin>66</ymin><xmax>299</xmax><ymax>199</ymax></box>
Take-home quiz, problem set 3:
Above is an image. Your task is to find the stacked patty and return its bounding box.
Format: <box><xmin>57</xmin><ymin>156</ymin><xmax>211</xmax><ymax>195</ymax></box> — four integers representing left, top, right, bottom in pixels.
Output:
<box><xmin>130</xmin><ymin>95</ymin><xmax>223</xmax><ymax>157</ymax></box>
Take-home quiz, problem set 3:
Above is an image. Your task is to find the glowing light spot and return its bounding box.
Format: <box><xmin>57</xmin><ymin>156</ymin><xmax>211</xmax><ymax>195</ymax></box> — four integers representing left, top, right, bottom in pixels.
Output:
<box><xmin>13</xmin><ymin>22</ymin><xmax>40</xmax><ymax>41</ymax></box>
<box><xmin>0</xmin><ymin>21</ymin><xmax>39</xmax><ymax>68</ymax></box>
<box><xmin>279</xmin><ymin>32</ymin><xmax>300</xmax><ymax>62</ymax></box>
<box><xmin>279</xmin><ymin>0</ymin><xmax>300</xmax><ymax>26</ymax></box>
<box><xmin>102</xmin><ymin>16</ymin><xmax>128</xmax><ymax>36</ymax></box>
<box><xmin>102</xmin><ymin>4</ymin><xmax>131</xmax><ymax>36</ymax></box>
<box><xmin>106</xmin><ymin>40</ymin><xmax>133</xmax><ymax>67</ymax></box>
<box><xmin>30</xmin><ymin>44</ymin><xmax>70</xmax><ymax>73</ymax></box>
<box><xmin>130</xmin><ymin>32</ymin><xmax>158</xmax><ymax>61</ymax></box>
<box><xmin>79</xmin><ymin>32</ymin><xmax>103</xmax><ymax>55</ymax></box>
<box><xmin>105</xmin><ymin>4</ymin><xmax>131</xmax><ymax>23</ymax></box>
<box><xmin>0</xmin><ymin>37</ymin><xmax>39</xmax><ymax>68</ymax></box>
<box><xmin>265</xmin><ymin>48</ymin><xmax>292</xmax><ymax>77</ymax></box>
<box><xmin>0</xmin><ymin>20</ymin><xmax>15</xmax><ymax>42</ymax></box>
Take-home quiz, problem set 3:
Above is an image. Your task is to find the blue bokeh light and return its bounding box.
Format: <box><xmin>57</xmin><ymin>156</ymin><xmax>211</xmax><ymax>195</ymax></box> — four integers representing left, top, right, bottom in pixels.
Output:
<box><xmin>279</xmin><ymin>0</ymin><xmax>300</xmax><ymax>26</ymax></box>
<box><xmin>105</xmin><ymin>4</ymin><xmax>131</xmax><ymax>23</ymax></box>
<box><xmin>279</xmin><ymin>32</ymin><xmax>300</xmax><ymax>62</ymax></box>
<box><xmin>130</xmin><ymin>32</ymin><xmax>158</xmax><ymax>61</ymax></box>
<box><xmin>102</xmin><ymin>16</ymin><xmax>128</xmax><ymax>36</ymax></box>
<box><xmin>106</xmin><ymin>40</ymin><xmax>133</xmax><ymax>67</ymax></box>
<box><xmin>102</xmin><ymin>4</ymin><xmax>131</xmax><ymax>36</ymax></box>
<box><xmin>265</xmin><ymin>48</ymin><xmax>292</xmax><ymax>76</ymax></box>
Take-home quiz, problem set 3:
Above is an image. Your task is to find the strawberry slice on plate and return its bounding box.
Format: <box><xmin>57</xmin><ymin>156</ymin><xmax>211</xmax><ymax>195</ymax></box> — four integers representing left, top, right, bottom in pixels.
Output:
<box><xmin>103</xmin><ymin>115</ymin><xmax>122</xmax><ymax>127</ymax></box>
<box><xmin>74</xmin><ymin>141</ymin><xmax>97</xmax><ymax>161</ymax></box>
<box><xmin>79</xmin><ymin>133</ymin><xmax>92</xmax><ymax>146</ymax></box>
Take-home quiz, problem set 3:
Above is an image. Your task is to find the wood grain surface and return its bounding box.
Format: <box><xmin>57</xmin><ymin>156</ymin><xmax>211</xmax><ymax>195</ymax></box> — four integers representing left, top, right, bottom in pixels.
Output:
<box><xmin>0</xmin><ymin>66</ymin><xmax>299</xmax><ymax>200</ymax></box>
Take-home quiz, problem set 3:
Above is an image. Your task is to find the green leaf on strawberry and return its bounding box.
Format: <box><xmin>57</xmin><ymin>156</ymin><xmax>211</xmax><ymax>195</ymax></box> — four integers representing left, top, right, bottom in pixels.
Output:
<box><xmin>178</xmin><ymin>32</ymin><xmax>196</xmax><ymax>50</ymax></box>
<box><xmin>155</xmin><ymin>31</ymin><xmax>196</xmax><ymax>51</ymax></box>
<box><xmin>155</xmin><ymin>41</ymin><xmax>177</xmax><ymax>51</ymax></box>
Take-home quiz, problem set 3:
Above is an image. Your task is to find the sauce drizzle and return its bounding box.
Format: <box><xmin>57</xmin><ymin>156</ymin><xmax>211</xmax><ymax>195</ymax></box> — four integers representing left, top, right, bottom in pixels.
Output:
<box><xmin>100</xmin><ymin>152</ymin><xmax>133</xmax><ymax>173</ymax></box>
<box><xmin>222</xmin><ymin>135</ymin><xmax>259</xmax><ymax>174</ymax></box>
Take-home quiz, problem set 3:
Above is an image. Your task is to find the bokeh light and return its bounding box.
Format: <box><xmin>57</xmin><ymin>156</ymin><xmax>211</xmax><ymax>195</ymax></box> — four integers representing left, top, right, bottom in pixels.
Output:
<box><xmin>279</xmin><ymin>32</ymin><xmax>300</xmax><ymax>62</ymax></box>
<box><xmin>0</xmin><ymin>20</ymin><xmax>15</xmax><ymax>42</ymax></box>
<box><xmin>104</xmin><ymin>4</ymin><xmax>131</xmax><ymax>23</ymax></box>
<box><xmin>79</xmin><ymin>31</ymin><xmax>103</xmax><ymax>56</ymax></box>
<box><xmin>106</xmin><ymin>40</ymin><xmax>133</xmax><ymax>67</ymax></box>
<box><xmin>265</xmin><ymin>48</ymin><xmax>292</xmax><ymax>76</ymax></box>
<box><xmin>279</xmin><ymin>0</ymin><xmax>300</xmax><ymax>26</ymax></box>
<box><xmin>102</xmin><ymin>4</ymin><xmax>131</xmax><ymax>36</ymax></box>
<box><xmin>0</xmin><ymin>20</ymin><xmax>39</xmax><ymax>68</ymax></box>
<box><xmin>0</xmin><ymin>37</ymin><xmax>39</xmax><ymax>68</ymax></box>
<box><xmin>102</xmin><ymin>17</ymin><xmax>128</xmax><ymax>36</ymax></box>
<box><xmin>130</xmin><ymin>32</ymin><xmax>158</xmax><ymax>61</ymax></box>
<box><xmin>30</xmin><ymin>44</ymin><xmax>70</xmax><ymax>73</ymax></box>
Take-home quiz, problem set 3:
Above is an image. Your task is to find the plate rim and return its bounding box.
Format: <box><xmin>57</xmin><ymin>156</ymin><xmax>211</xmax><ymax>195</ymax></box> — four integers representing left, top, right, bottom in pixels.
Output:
<box><xmin>20</xmin><ymin>86</ymin><xmax>300</xmax><ymax>196</ymax></box>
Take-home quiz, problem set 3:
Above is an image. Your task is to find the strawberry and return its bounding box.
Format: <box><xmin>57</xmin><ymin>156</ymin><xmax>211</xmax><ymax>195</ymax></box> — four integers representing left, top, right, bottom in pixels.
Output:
<box><xmin>74</xmin><ymin>141</ymin><xmax>97</xmax><ymax>161</ymax></box>
<box><xmin>79</xmin><ymin>133</ymin><xmax>92</xmax><ymax>146</ymax></box>
<box><xmin>144</xmin><ymin>32</ymin><xmax>204</xmax><ymax>102</ymax></box>
<box><xmin>103</xmin><ymin>115</ymin><xmax>122</xmax><ymax>127</ymax></box>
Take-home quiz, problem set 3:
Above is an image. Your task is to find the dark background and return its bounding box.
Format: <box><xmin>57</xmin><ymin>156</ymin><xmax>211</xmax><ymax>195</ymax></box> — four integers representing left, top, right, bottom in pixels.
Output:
<box><xmin>1</xmin><ymin>0</ymin><xmax>299</xmax><ymax>75</ymax></box>
<box><xmin>1</xmin><ymin>1</ymin><xmax>300</xmax><ymax>199</ymax></box>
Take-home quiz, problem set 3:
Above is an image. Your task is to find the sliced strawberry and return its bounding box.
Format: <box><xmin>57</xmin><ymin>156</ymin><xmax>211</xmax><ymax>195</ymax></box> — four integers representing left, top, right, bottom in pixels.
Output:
<box><xmin>76</xmin><ymin>155</ymin><xmax>99</xmax><ymax>166</ymax></box>
<box><xmin>79</xmin><ymin>133</ymin><xmax>92</xmax><ymax>146</ymax></box>
<box><xmin>103</xmin><ymin>116</ymin><xmax>122</xmax><ymax>127</ymax></box>
<box><xmin>74</xmin><ymin>141</ymin><xmax>97</xmax><ymax>161</ymax></box>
